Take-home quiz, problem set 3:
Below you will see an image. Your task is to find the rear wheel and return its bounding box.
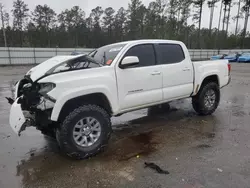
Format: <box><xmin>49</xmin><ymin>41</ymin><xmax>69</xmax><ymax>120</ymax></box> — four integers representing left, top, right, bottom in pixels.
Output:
<box><xmin>192</xmin><ymin>82</ymin><xmax>220</xmax><ymax>115</ymax></box>
<box><xmin>56</xmin><ymin>104</ymin><xmax>112</xmax><ymax>159</ymax></box>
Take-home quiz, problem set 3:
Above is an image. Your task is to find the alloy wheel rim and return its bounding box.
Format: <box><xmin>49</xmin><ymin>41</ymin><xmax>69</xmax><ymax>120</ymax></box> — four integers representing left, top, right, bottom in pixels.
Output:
<box><xmin>73</xmin><ymin>117</ymin><xmax>101</xmax><ymax>147</ymax></box>
<box><xmin>204</xmin><ymin>89</ymin><xmax>216</xmax><ymax>109</ymax></box>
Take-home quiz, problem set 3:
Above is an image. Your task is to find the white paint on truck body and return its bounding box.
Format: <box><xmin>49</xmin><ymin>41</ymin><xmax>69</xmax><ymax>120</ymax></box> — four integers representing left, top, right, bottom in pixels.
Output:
<box><xmin>11</xmin><ymin>39</ymin><xmax>230</xmax><ymax>125</ymax></box>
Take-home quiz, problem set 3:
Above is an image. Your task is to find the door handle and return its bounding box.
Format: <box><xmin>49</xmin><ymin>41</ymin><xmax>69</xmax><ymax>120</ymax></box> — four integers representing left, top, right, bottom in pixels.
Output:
<box><xmin>182</xmin><ymin>68</ymin><xmax>191</xmax><ymax>71</ymax></box>
<box><xmin>151</xmin><ymin>71</ymin><xmax>161</xmax><ymax>75</ymax></box>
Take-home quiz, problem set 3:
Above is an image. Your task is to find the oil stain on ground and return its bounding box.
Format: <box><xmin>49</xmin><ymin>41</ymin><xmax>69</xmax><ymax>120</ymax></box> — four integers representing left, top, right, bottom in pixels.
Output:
<box><xmin>106</xmin><ymin>131</ymin><xmax>160</xmax><ymax>161</ymax></box>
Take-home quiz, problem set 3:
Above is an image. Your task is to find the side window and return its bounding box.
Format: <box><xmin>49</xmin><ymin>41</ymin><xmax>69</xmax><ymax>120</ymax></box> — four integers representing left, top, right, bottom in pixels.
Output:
<box><xmin>124</xmin><ymin>44</ymin><xmax>156</xmax><ymax>67</ymax></box>
<box><xmin>158</xmin><ymin>44</ymin><xmax>185</xmax><ymax>64</ymax></box>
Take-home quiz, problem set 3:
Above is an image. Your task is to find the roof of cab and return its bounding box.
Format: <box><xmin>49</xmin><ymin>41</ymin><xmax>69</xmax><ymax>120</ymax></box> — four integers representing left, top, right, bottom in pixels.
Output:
<box><xmin>96</xmin><ymin>39</ymin><xmax>185</xmax><ymax>51</ymax></box>
<box><xmin>114</xmin><ymin>39</ymin><xmax>183</xmax><ymax>46</ymax></box>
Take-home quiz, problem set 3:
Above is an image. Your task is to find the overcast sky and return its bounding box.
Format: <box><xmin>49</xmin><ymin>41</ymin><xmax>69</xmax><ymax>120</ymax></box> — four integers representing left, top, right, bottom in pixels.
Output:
<box><xmin>1</xmin><ymin>0</ymin><xmax>247</xmax><ymax>33</ymax></box>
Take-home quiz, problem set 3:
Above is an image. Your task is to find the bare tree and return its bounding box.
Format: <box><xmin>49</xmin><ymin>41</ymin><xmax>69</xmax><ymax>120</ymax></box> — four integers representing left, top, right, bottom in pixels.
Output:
<box><xmin>217</xmin><ymin>0</ymin><xmax>223</xmax><ymax>32</ymax></box>
<box><xmin>234</xmin><ymin>0</ymin><xmax>243</xmax><ymax>35</ymax></box>
<box><xmin>242</xmin><ymin>0</ymin><xmax>250</xmax><ymax>47</ymax></box>
<box><xmin>225</xmin><ymin>0</ymin><xmax>232</xmax><ymax>36</ymax></box>
<box><xmin>12</xmin><ymin>0</ymin><xmax>29</xmax><ymax>46</ymax></box>
<box><xmin>222</xmin><ymin>0</ymin><xmax>229</xmax><ymax>31</ymax></box>
<box><xmin>193</xmin><ymin>0</ymin><xmax>206</xmax><ymax>48</ymax></box>
<box><xmin>215</xmin><ymin>0</ymin><xmax>223</xmax><ymax>51</ymax></box>
<box><xmin>208</xmin><ymin>0</ymin><xmax>220</xmax><ymax>35</ymax></box>
<box><xmin>0</xmin><ymin>3</ymin><xmax>7</xmax><ymax>47</ymax></box>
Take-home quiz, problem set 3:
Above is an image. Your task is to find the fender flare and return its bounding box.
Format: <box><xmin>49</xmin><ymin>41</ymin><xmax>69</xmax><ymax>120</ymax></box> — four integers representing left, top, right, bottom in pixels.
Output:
<box><xmin>195</xmin><ymin>72</ymin><xmax>220</xmax><ymax>94</ymax></box>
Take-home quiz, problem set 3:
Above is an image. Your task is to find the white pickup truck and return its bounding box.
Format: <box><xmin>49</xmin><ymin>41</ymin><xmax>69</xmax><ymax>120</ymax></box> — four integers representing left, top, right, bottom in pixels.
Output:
<box><xmin>8</xmin><ymin>40</ymin><xmax>231</xmax><ymax>159</ymax></box>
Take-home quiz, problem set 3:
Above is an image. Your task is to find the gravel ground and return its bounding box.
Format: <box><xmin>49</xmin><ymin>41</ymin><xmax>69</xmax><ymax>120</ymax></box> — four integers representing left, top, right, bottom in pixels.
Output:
<box><xmin>0</xmin><ymin>64</ymin><xmax>250</xmax><ymax>188</ymax></box>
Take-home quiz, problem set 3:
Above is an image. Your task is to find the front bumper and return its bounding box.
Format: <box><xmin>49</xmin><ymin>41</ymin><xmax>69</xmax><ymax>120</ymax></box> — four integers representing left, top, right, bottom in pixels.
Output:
<box><xmin>9</xmin><ymin>81</ymin><xmax>25</xmax><ymax>135</ymax></box>
<box><xmin>9</xmin><ymin>97</ymin><xmax>38</xmax><ymax>136</ymax></box>
<box><xmin>9</xmin><ymin>98</ymin><xmax>27</xmax><ymax>135</ymax></box>
<box><xmin>8</xmin><ymin>78</ymin><xmax>57</xmax><ymax>135</ymax></box>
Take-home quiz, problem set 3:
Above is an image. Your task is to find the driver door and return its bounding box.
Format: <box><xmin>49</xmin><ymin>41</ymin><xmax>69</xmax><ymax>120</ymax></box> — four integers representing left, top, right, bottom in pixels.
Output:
<box><xmin>115</xmin><ymin>44</ymin><xmax>163</xmax><ymax>111</ymax></box>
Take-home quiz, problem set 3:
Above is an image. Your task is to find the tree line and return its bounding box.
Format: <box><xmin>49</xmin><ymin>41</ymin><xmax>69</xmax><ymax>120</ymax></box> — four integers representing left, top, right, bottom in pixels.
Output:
<box><xmin>0</xmin><ymin>0</ymin><xmax>250</xmax><ymax>49</ymax></box>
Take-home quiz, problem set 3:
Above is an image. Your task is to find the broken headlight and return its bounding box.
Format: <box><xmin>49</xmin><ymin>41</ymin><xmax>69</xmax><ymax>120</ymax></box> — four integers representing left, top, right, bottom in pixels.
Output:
<box><xmin>39</xmin><ymin>83</ymin><xmax>56</xmax><ymax>95</ymax></box>
<box><xmin>22</xmin><ymin>83</ymin><xmax>33</xmax><ymax>94</ymax></box>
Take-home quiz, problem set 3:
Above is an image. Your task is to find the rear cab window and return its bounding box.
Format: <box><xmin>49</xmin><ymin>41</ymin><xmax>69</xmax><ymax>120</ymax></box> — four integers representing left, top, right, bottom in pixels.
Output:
<box><xmin>157</xmin><ymin>43</ymin><xmax>185</xmax><ymax>64</ymax></box>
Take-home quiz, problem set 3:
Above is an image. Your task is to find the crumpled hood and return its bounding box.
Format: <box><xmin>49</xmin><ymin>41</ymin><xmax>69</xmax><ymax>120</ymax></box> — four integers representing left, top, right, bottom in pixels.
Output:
<box><xmin>26</xmin><ymin>55</ymin><xmax>85</xmax><ymax>81</ymax></box>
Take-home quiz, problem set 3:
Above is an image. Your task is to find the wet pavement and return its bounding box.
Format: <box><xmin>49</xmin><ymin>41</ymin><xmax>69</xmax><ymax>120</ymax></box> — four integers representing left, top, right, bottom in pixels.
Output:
<box><xmin>0</xmin><ymin>64</ymin><xmax>250</xmax><ymax>188</ymax></box>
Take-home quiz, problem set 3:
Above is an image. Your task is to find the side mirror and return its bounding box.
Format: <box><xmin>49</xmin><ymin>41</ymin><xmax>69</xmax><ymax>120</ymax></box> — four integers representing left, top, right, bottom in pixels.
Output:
<box><xmin>120</xmin><ymin>56</ymin><xmax>139</xmax><ymax>69</ymax></box>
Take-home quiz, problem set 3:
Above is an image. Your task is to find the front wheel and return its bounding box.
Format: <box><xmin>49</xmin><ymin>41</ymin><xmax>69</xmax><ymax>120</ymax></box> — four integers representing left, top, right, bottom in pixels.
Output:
<box><xmin>56</xmin><ymin>104</ymin><xmax>112</xmax><ymax>159</ymax></box>
<box><xmin>192</xmin><ymin>82</ymin><xmax>220</xmax><ymax>116</ymax></box>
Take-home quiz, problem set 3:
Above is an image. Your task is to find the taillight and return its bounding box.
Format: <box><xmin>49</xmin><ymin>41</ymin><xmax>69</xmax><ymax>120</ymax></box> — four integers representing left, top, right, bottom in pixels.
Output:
<box><xmin>228</xmin><ymin>63</ymin><xmax>231</xmax><ymax>75</ymax></box>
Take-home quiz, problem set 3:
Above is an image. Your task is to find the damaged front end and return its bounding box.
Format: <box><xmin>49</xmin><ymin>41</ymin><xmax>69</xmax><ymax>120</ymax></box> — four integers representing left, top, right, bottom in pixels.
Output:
<box><xmin>8</xmin><ymin>76</ymin><xmax>56</xmax><ymax>136</ymax></box>
<box><xmin>8</xmin><ymin>54</ymin><xmax>100</xmax><ymax>136</ymax></box>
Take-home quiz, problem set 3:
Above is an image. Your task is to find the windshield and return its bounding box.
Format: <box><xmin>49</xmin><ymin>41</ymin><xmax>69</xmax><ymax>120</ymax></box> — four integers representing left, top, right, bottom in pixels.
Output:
<box><xmin>89</xmin><ymin>43</ymin><xmax>127</xmax><ymax>65</ymax></box>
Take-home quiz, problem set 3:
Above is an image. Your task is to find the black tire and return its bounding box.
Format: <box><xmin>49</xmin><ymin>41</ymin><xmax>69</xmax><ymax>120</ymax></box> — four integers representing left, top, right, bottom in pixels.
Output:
<box><xmin>56</xmin><ymin>104</ymin><xmax>111</xmax><ymax>159</ymax></box>
<box><xmin>192</xmin><ymin>82</ymin><xmax>220</xmax><ymax>116</ymax></box>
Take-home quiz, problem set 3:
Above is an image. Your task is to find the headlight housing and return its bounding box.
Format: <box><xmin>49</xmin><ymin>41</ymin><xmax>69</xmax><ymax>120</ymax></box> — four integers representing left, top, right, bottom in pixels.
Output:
<box><xmin>39</xmin><ymin>83</ymin><xmax>56</xmax><ymax>95</ymax></box>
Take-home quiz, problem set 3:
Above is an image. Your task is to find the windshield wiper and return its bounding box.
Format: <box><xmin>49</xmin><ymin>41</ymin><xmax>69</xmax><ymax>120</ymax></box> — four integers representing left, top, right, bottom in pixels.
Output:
<box><xmin>65</xmin><ymin>55</ymin><xmax>102</xmax><ymax>69</ymax></box>
<box><xmin>88</xmin><ymin>49</ymin><xmax>97</xmax><ymax>56</ymax></box>
<box><xmin>85</xmin><ymin>55</ymin><xmax>103</xmax><ymax>67</ymax></box>
<box><xmin>87</xmin><ymin>50</ymin><xmax>104</xmax><ymax>66</ymax></box>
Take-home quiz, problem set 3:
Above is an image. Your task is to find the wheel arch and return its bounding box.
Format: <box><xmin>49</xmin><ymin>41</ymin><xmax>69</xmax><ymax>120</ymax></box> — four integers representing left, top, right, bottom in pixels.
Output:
<box><xmin>53</xmin><ymin>92</ymin><xmax>113</xmax><ymax>122</ymax></box>
<box><xmin>195</xmin><ymin>74</ymin><xmax>219</xmax><ymax>95</ymax></box>
<box><xmin>201</xmin><ymin>75</ymin><xmax>219</xmax><ymax>87</ymax></box>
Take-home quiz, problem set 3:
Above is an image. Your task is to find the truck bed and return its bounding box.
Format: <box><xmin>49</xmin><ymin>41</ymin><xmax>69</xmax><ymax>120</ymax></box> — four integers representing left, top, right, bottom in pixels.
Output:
<box><xmin>192</xmin><ymin>59</ymin><xmax>230</xmax><ymax>95</ymax></box>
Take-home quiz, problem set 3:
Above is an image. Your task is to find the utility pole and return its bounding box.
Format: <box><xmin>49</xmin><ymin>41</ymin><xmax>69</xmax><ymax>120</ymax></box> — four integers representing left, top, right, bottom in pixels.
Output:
<box><xmin>0</xmin><ymin>3</ymin><xmax>7</xmax><ymax>47</ymax></box>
